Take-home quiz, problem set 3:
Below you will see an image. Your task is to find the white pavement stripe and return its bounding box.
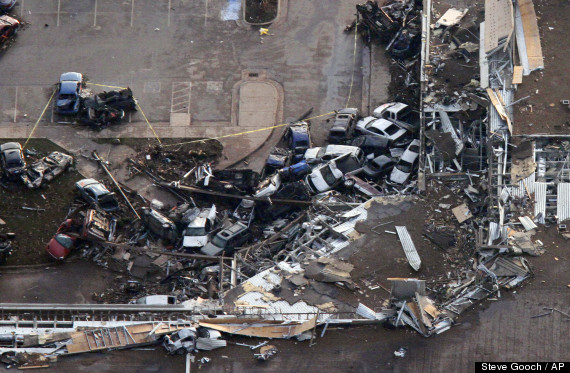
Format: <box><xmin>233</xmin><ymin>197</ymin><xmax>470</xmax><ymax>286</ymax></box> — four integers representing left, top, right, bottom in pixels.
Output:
<box><xmin>171</xmin><ymin>82</ymin><xmax>192</xmax><ymax>114</ymax></box>
<box><xmin>204</xmin><ymin>0</ymin><xmax>208</xmax><ymax>26</ymax></box>
<box><xmin>130</xmin><ymin>0</ymin><xmax>134</xmax><ymax>27</ymax></box>
<box><xmin>20</xmin><ymin>0</ymin><xmax>24</xmax><ymax>17</ymax></box>
<box><xmin>13</xmin><ymin>86</ymin><xmax>18</xmax><ymax>123</ymax></box>
<box><xmin>56</xmin><ymin>0</ymin><xmax>61</xmax><ymax>27</ymax></box>
<box><xmin>168</xmin><ymin>0</ymin><xmax>171</xmax><ymax>27</ymax></box>
<box><xmin>93</xmin><ymin>0</ymin><xmax>98</xmax><ymax>27</ymax></box>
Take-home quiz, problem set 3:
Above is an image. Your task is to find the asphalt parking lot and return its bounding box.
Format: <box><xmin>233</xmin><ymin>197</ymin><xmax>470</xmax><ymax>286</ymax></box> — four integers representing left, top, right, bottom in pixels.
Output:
<box><xmin>0</xmin><ymin>0</ymin><xmax>365</xmax><ymax>135</ymax></box>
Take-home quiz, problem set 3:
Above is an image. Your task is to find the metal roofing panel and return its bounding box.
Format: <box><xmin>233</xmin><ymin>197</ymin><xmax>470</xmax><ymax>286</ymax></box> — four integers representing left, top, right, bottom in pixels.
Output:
<box><xmin>488</xmin><ymin>222</ymin><xmax>501</xmax><ymax>245</ymax></box>
<box><xmin>557</xmin><ymin>183</ymin><xmax>570</xmax><ymax>223</ymax></box>
<box><xmin>534</xmin><ymin>182</ymin><xmax>547</xmax><ymax>224</ymax></box>
<box><xmin>356</xmin><ymin>303</ymin><xmax>377</xmax><ymax>320</ymax></box>
<box><xmin>510</xmin><ymin>173</ymin><xmax>535</xmax><ymax>198</ymax></box>
<box><xmin>438</xmin><ymin>111</ymin><xmax>464</xmax><ymax>155</ymax></box>
<box><xmin>395</xmin><ymin>226</ymin><xmax>421</xmax><ymax>271</ymax></box>
<box><xmin>518</xmin><ymin>216</ymin><xmax>537</xmax><ymax>231</ymax></box>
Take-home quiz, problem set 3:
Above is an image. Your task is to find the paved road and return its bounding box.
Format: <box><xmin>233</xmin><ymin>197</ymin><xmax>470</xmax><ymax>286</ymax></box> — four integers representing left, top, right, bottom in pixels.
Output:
<box><xmin>0</xmin><ymin>0</ymin><xmax>368</xmax><ymax>170</ymax></box>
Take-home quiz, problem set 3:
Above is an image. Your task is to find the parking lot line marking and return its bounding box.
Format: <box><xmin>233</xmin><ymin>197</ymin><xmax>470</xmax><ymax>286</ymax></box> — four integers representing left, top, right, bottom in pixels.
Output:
<box><xmin>23</xmin><ymin>90</ymin><xmax>57</xmax><ymax>150</ymax></box>
<box><xmin>130</xmin><ymin>0</ymin><xmax>134</xmax><ymax>27</ymax></box>
<box><xmin>57</xmin><ymin>0</ymin><xmax>61</xmax><ymax>27</ymax></box>
<box><xmin>20</xmin><ymin>0</ymin><xmax>24</xmax><ymax>17</ymax></box>
<box><xmin>13</xmin><ymin>86</ymin><xmax>18</xmax><ymax>123</ymax></box>
<box><xmin>204</xmin><ymin>0</ymin><xmax>208</xmax><ymax>26</ymax></box>
<box><xmin>93</xmin><ymin>0</ymin><xmax>98</xmax><ymax>27</ymax></box>
<box><xmin>168</xmin><ymin>0</ymin><xmax>171</xmax><ymax>27</ymax></box>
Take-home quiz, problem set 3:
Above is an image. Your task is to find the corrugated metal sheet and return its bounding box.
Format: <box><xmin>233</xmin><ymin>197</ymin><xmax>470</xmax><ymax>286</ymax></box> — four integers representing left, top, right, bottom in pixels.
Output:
<box><xmin>327</xmin><ymin>237</ymin><xmax>350</xmax><ymax>255</ymax></box>
<box><xmin>534</xmin><ymin>182</ymin><xmax>547</xmax><ymax>224</ymax></box>
<box><xmin>438</xmin><ymin>111</ymin><xmax>464</xmax><ymax>155</ymax></box>
<box><xmin>557</xmin><ymin>183</ymin><xmax>570</xmax><ymax>223</ymax></box>
<box><xmin>395</xmin><ymin>226</ymin><xmax>421</xmax><ymax>271</ymax></box>
<box><xmin>510</xmin><ymin>173</ymin><xmax>535</xmax><ymax>198</ymax></box>
<box><xmin>196</xmin><ymin>338</ymin><xmax>227</xmax><ymax>350</ymax></box>
<box><xmin>488</xmin><ymin>89</ymin><xmax>513</xmax><ymax>133</ymax></box>
<box><xmin>488</xmin><ymin>222</ymin><xmax>501</xmax><ymax>245</ymax></box>
<box><xmin>518</xmin><ymin>216</ymin><xmax>537</xmax><ymax>231</ymax></box>
<box><xmin>356</xmin><ymin>303</ymin><xmax>377</xmax><ymax>320</ymax></box>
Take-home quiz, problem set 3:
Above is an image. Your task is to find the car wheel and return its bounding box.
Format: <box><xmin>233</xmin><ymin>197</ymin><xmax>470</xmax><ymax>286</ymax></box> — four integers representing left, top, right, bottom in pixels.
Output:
<box><xmin>344</xmin><ymin>178</ymin><xmax>355</xmax><ymax>188</ymax></box>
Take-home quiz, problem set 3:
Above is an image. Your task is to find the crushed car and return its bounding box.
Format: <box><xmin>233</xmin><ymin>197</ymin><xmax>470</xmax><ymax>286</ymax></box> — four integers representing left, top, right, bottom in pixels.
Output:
<box><xmin>328</xmin><ymin>108</ymin><xmax>359</xmax><ymax>144</ymax></box>
<box><xmin>80</xmin><ymin>98</ymin><xmax>125</xmax><ymax>130</ymax></box>
<box><xmin>45</xmin><ymin>209</ymin><xmax>114</xmax><ymax>260</ymax></box>
<box><xmin>20</xmin><ymin>151</ymin><xmax>73</xmax><ymax>188</ymax></box>
<box><xmin>303</xmin><ymin>145</ymin><xmax>364</xmax><ymax>164</ymax></box>
<box><xmin>388</xmin><ymin>139</ymin><xmax>420</xmax><ymax>185</ymax></box>
<box><xmin>362</xmin><ymin>155</ymin><xmax>395</xmax><ymax>179</ymax></box>
<box><xmin>182</xmin><ymin>205</ymin><xmax>217</xmax><ymax>250</ymax></box>
<box><xmin>200</xmin><ymin>221</ymin><xmax>250</xmax><ymax>256</ymax></box>
<box><xmin>373</xmin><ymin>102</ymin><xmax>420</xmax><ymax>133</ymax></box>
<box><xmin>0</xmin><ymin>14</ymin><xmax>19</xmax><ymax>46</ymax></box>
<box><xmin>348</xmin><ymin>135</ymin><xmax>392</xmax><ymax>157</ymax></box>
<box><xmin>356</xmin><ymin>117</ymin><xmax>411</xmax><ymax>147</ymax></box>
<box><xmin>285</xmin><ymin>121</ymin><xmax>311</xmax><ymax>162</ymax></box>
<box><xmin>94</xmin><ymin>87</ymin><xmax>137</xmax><ymax>112</ymax></box>
<box><xmin>75</xmin><ymin>178</ymin><xmax>120</xmax><ymax>212</ymax></box>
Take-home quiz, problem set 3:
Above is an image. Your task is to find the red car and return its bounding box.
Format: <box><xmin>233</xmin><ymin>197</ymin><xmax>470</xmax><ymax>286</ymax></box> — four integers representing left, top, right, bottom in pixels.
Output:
<box><xmin>0</xmin><ymin>15</ymin><xmax>20</xmax><ymax>46</ymax></box>
<box><xmin>45</xmin><ymin>210</ymin><xmax>113</xmax><ymax>260</ymax></box>
<box><xmin>45</xmin><ymin>220</ymin><xmax>80</xmax><ymax>260</ymax></box>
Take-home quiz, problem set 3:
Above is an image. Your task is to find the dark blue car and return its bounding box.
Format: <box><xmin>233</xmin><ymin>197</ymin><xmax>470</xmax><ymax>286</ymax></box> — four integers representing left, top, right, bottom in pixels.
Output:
<box><xmin>279</xmin><ymin>160</ymin><xmax>311</xmax><ymax>181</ymax></box>
<box><xmin>286</xmin><ymin>121</ymin><xmax>311</xmax><ymax>162</ymax></box>
<box><xmin>55</xmin><ymin>72</ymin><xmax>83</xmax><ymax>115</ymax></box>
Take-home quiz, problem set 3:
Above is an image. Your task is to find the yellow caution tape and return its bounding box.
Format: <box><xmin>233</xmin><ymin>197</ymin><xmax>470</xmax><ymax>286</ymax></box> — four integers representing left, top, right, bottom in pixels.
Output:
<box><xmin>88</xmin><ymin>82</ymin><xmax>337</xmax><ymax>148</ymax></box>
<box><xmin>23</xmin><ymin>89</ymin><xmax>56</xmax><ymax>150</ymax></box>
<box><xmin>162</xmin><ymin>111</ymin><xmax>336</xmax><ymax>148</ymax></box>
<box><xmin>88</xmin><ymin>82</ymin><xmax>128</xmax><ymax>90</ymax></box>
<box><xmin>135</xmin><ymin>102</ymin><xmax>162</xmax><ymax>145</ymax></box>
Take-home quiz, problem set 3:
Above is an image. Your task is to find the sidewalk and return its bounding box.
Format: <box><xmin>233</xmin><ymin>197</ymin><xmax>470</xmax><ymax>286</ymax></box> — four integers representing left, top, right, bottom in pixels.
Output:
<box><xmin>0</xmin><ymin>76</ymin><xmax>283</xmax><ymax>171</ymax></box>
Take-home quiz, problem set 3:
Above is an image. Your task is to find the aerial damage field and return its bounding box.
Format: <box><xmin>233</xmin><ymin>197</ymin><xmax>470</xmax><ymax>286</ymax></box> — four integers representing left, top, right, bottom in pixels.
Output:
<box><xmin>0</xmin><ymin>0</ymin><xmax>568</xmax><ymax>371</ymax></box>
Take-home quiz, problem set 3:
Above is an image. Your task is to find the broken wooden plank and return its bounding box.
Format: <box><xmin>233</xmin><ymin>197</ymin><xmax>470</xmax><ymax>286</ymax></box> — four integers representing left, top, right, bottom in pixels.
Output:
<box><xmin>518</xmin><ymin>0</ymin><xmax>544</xmax><ymax>71</ymax></box>
<box><xmin>487</xmin><ymin>88</ymin><xmax>513</xmax><ymax>134</ymax></box>
<box><xmin>512</xmin><ymin>66</ymin><xmax>523</xmax><ymax>84</ymax></box>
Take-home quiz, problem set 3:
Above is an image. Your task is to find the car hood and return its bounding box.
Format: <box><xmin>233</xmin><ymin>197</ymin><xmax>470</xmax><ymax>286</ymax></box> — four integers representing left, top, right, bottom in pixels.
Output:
<box><xmin>200</xmin><ymin>242</ymin><xmax>223</xmax><ymax>256</ymax></box>
<box><xmin>56</xmin><ymin>98</ymin><xmax>75</xmax><ymax>108</ymax></box>
<box><xmin>306</xmin><ymin>172</ymin><xmax>336</xmax><ymax>192</ymax></box>
<box><xmin>183</xmin><ymin>235</ymin><xmax>208</xmax><ymax>248</ymax></box>
<box><xmin>356</xmin><ymin>116</ymin><xmax>376</xmax><ymax>131</ymax></box>
<box><xmin>303</xmin><ymin>148</ymin><xmax>321</xmax><ymax>161</ymax></box>
<box><xmin>389</xmin><ymin>167</ymin><xmax>409</xmax><ymax>184</ymax></box>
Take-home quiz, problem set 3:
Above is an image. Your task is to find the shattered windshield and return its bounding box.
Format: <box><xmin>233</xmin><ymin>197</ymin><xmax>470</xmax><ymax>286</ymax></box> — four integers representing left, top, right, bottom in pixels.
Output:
<box><xmin>185</xmin><ymin>227</ymin><xmax>206</xmax><ymax>236</ymax></box>
<box><xmin>212</xmin><ymin>235</ymin><xmax>228</xmax><ymax>248</ymax></box>
<box><xmin>384</xmin><ymin>124</ymin><xmax>400</xmax><ymax>136</ymax></box>
<box><xmin>320</xmin><ymin>165</ymin><xmax>338</xmax><ymax>185</ymax></box>
<box><xmin>396</xmin><ymin>160</ymin><xmax>413</xmax><ymax>173</ymax></box>
<box><xmin>55</xmin><ymin>234</ymin><xmax>74</xmax><ymax>249</ymax></box>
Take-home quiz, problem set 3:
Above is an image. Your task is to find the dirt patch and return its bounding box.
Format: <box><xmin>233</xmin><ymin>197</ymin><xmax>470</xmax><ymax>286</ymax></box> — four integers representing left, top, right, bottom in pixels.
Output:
<box><xmin>512</xmin><ymin>0</ymin><xmax>570</xmax><ymax>135</ymax></box>
<box><xmin>245</xmin><ymin>0</ymin><xmax>278</xmax><ymax>24</ymax></box>
<box><xmin>0</xmin><ymin>139</ymin><xmax>83</xmax><ymax>265</ymax></box>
